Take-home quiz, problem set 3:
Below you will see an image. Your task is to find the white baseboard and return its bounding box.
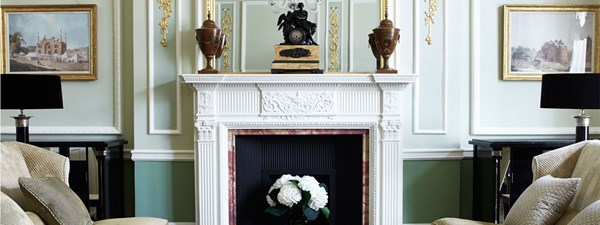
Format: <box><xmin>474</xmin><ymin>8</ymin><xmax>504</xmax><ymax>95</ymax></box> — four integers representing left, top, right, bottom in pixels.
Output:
<box><xmin>131</xmin><ymin>148</ymin><xmax>468</xmax><ymax>161</ymax></box>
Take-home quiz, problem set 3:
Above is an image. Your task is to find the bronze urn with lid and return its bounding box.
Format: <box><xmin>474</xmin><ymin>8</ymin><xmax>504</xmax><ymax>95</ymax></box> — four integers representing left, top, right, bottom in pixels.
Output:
<box><xmin>369</xmin><ymin>14</ymin><xmax>400</xmax><ymax>73</ymax></box>
<box><xmin>195</xmin><ymin>12</ymin><xmax>226</xmax><ymax>73</ymax></box>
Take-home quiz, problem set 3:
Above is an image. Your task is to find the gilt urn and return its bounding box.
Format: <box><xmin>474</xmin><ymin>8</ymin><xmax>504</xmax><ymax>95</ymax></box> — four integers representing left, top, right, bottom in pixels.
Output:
<box><xmin>371</xmin><ymin>15</ymin><xmax>400</xmax><ymax>73</ymax></box>
<box><xmin>195</xmin><ymin>13</ymin><xmax>226</xmax><ymax>73</ymax></box>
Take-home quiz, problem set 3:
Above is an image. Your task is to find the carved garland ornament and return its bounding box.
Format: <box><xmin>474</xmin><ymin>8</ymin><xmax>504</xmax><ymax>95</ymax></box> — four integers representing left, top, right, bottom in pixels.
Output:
<box><xmin>198</xmin><ymin>91</ymin><xmax>214</xmax><ymax>114</ymax></box>
<box><xmin>262</xmin><ymin>91</ymin><xmax>335</xmax><ymax>114</ymax></box>
<box><xmin>328</xmin><ymin>7</ymin><xmax>340</xmax><ymax>72</ymax></box>
<box><xmin>424</xmin><ymin>0</ymin><xmax>439</xmax><ymax>45</ymax></box>
<box><xmin>383</xmin><ymin>91</ymin><xmax>400</xmax><ymax>114</ymax></box>
<box><xmin>157</xmin><ymin>0</ymin><xmax>173</xmax><ymax>47</ymax></box>
<box><xmin>220</xmin><ymin>8</ymin><xmax>232</xmax><ymax>72</ymax></box>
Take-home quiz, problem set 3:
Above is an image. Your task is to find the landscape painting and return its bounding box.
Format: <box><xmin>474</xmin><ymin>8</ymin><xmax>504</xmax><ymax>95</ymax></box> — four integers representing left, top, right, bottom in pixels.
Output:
<box><xmin>2</xmin><ymin>5</ymin><xmax>97</xmax><ymax>80</ymax></box>
<box><xmin>502</xmin><ymin>5</ymin><xmax>599</xmax><ymax>80</ymax></box>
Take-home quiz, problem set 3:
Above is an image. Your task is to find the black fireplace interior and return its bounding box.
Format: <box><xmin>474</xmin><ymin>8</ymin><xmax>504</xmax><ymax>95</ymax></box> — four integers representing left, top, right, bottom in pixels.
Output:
<box><xmin>235</xmin><ymin>134</ymin><xmax>364</xmax><ymax>225</ymax></box>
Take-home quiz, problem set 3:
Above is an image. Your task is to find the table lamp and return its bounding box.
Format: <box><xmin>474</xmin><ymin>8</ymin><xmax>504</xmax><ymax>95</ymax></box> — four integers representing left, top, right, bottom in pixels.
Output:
<box><xmin>540</xmin><ymin>73</ymin><xmax>600</xmax><ymax>142</ymax></box>
<box><xmin>1</xmin><ymin>74</ymin><xmax>63</xmax><ymax>143</ymax></box>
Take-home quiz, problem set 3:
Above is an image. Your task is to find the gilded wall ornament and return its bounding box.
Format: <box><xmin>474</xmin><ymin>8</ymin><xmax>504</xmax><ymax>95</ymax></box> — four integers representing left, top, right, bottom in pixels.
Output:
<box><xmin>157</xmin><ymin>0</ymin><xmax>173</xmax><ymax>47</ymax></box>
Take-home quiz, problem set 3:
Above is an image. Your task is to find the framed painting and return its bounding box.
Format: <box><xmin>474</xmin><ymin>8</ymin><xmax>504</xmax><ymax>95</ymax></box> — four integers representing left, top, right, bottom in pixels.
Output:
<box><xmin>1</xmin><ymin>5</ymin><xmax>97</xmax><ymax>80</ymax></box>
<box><xmin>503</xmin><ymin>5</ymin><xmax>600</xmax><ymax>80</ymax></box>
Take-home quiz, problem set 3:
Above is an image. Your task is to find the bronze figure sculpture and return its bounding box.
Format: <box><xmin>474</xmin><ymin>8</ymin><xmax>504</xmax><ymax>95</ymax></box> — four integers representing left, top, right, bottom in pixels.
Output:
<box><xmin>277</xmin><ymin>3</ymin><xmax>317</xmax><ymax>45</ymax></box>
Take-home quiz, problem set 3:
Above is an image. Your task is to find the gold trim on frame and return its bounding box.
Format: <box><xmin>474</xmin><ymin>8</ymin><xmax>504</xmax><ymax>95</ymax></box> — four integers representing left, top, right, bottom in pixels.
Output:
<box><xmin>502</xmin><ymin>5</ymin><xmax>600</xmax><ymax>80</ymax></box>
<box><xmin>158</xmin><ymin>0</ymin><xmax>173</xmax><ymax>47</ymax></box>
<box><xmin>328</xmin><ymin>7</ymin><xmax>340</xmax><ymax>72</ymax></box>
<box><xmin>1</xmin><ymin>4</ymin><xmax>98</xmax><ymax>80</ymax></box>
<box><xmin>424</xmin><ymin>0</ymin><xmax>439</xmax><ymax>45</ymax></box>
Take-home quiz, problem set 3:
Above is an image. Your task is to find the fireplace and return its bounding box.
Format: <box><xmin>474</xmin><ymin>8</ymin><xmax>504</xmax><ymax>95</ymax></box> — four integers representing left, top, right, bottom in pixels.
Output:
<box><xmin>231</xmin><ymin>129</ymin><xmax>368</xmax><ymax>225</ymax></box>
<box><xmin>181</xmin><ymin>73</ymin><xmax>415</xmax><ymax>225</ymax></box>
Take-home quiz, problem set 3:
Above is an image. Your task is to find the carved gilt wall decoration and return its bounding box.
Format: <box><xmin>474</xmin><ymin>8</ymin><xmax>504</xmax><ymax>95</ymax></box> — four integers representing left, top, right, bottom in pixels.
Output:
<box><xmin>220</xmin><ymin>8</ymin><xmax>233</xmax><ymax>72</ymax></box>
<box><xmin>158</xmin><ymin>0</ymin><xmax>173</xmax><ymax>47</ymax></box>
<box><xmin>424</xmin><ymin>0</ymin><xmax>439</xmax><ymax>45</ymax></box>
<box><xmin>328</xmin><ymin>7</ymin><xmax>340</xmax><ymax>72</ymax></box>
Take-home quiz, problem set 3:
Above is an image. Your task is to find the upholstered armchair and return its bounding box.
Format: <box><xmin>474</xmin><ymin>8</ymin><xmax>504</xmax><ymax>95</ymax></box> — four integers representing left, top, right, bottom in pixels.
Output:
<box><xmin>433</xmin><ymin>140</ymin><xmax>600</xmax><ymax>225</ymax></box>
<box><xmin>1</xmin><ymin>141</ymin><xmax>168</xmax><ymax>225</ymax></box>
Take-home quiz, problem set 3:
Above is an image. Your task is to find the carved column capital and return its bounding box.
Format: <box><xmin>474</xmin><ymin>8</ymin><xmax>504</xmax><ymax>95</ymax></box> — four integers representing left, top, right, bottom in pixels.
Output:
<box><xmin>380</xmin><ymin>119</ymin><xmax>402</xmax><ymax>141</ymax></box>
<box><xmin>195</xmin><ymin>120</ymin><xmax>216</xmax><ymax>141</ymax></box>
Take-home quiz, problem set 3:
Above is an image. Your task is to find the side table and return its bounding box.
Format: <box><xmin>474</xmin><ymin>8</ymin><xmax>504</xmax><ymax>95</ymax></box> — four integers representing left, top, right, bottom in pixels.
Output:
<box><xmin>470</xmin><ymin>139</ymin><xmax>575</xmax><ymax>223</ymax></box>
<box><xmin>30</xmin><ymin>139</ymin><xmax>127</xmax><ymax>220</ymax></box>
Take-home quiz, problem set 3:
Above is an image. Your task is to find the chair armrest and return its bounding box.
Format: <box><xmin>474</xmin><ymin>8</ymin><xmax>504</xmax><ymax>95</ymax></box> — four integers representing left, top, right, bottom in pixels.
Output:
<box><xmin>17</xmin><ymin>143</ymin><xmax>70</xmax><ymax>185</ymax></box>
<box><xmin>432</xmin><ymin>218</ymin><xmax>497</xmax><ymax>225</ymax></box>
<box><xmin>531</xmin><ymin>141</ymin><xmax>588</xmax><ymax>180</ymax></box>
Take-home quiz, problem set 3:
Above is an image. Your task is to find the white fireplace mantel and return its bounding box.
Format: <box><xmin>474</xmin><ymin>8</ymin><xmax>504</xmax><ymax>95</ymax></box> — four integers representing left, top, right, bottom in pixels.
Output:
<box><xmin>180</xmin><ymin>73</ymin><xmax>416</xmax><ymax>225</ymax></box>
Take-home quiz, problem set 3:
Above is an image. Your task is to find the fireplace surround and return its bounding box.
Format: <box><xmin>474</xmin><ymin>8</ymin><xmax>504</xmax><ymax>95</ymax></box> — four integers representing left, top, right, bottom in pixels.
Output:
<box><xmin>181</xmin><ymin>73</ymin><xmax>416</xmax><ymax>225</ymax></box>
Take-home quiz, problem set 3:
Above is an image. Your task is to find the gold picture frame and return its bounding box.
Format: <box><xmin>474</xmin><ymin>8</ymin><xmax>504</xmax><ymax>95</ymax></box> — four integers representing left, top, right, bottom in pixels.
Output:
<box><xmin>1</xmin><ymin>5</ymin><xmax>97</xmax><ymax>80</ymax></box>
<box><xmin>503</xmin><ymin>4</ymin><xmax>600</xmax><ymax>80</ymax></box>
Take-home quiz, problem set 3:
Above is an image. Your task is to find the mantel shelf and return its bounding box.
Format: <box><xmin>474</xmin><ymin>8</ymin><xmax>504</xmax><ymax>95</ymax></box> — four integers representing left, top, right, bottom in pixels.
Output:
<box><xmin>179</xmin><ymin>73</ymin><xmax>418</xmax><ymax>84</ymax></box>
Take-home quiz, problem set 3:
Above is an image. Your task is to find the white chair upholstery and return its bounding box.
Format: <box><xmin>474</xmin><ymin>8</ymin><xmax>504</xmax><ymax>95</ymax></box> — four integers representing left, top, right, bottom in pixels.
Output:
<box><xmin>1</xmin><ymin>141</ymin><xmax>168</xmax><ymax>225</ymax></box>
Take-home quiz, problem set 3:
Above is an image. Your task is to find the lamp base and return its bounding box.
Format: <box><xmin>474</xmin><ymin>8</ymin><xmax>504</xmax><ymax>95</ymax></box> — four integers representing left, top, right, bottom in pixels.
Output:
<box><xmin>574</xmin><ymin>113</ymin><xmax>591</xmax><ymax>142</ymax></box>
<box><xmin>13</xmin><ymin>113</ymin><xmax>31</xmax><ymax>143</ymax></box>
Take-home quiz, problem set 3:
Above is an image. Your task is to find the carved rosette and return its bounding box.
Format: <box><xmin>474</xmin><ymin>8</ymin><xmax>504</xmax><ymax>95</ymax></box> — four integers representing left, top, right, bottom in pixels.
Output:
<box><xmin>195</xmin><ymin>120</ymin><xmax>216</xmax><ymax>141</ymax></box>
<box><xmin>261</xmin><ymin>91</ymin><xmax>335</xmax><ymax>115</ymax></box>
<box><xmin>380</xmin><ymin>120</ymin><xmax>402</xmax><ymax>140</ymax></box>
<box><xmin>198</xmin><ymin>91</ymin><xmax>214</xmax><ymax>115</ymax></box>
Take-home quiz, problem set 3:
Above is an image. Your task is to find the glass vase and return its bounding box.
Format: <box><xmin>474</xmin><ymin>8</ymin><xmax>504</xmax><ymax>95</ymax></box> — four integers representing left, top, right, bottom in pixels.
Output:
<box><xmin>289</xmin><ymin>218</ymin><xmax>308</xmax><ymax>225</ymax></box>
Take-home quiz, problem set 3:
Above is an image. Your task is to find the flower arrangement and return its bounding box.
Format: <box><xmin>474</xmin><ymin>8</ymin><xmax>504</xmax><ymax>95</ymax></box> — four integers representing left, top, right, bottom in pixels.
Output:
<box><xmin>265</xmin><ymin>174</ymin><xmax>330</xmax><ymax>222</ymax></box>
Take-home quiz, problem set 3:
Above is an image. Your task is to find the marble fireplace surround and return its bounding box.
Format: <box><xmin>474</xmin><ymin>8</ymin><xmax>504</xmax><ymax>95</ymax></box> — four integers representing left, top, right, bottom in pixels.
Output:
<box><xmin>180</xmin><ymin>73</ymin><xmax>416</xmax><ymax>225</ymax></box>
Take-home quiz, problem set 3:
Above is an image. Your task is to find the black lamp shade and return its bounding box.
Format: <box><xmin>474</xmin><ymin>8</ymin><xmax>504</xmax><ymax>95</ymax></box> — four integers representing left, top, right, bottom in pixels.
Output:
<box><xmin>1</xmin><ymin>74</ymin><xmax>64</xmax><ymax>110</ymax></box>
<box><xmin>540</xmin><ymin>74</ymin><xmax>600</xmax><ymax>110</ymax></box>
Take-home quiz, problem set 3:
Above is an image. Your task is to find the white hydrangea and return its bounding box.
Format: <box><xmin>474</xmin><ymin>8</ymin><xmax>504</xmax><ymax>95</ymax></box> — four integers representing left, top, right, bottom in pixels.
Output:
<box><xmin>266</xmin><ymin>195</ymin><xmax>277</xmax><ymax>207</ymax></box>
<box><xmin>308</xmin><ymin>186</ymin><xmax>328</xmax><ymax>210</ymax></box>
<box><xmin>277</xmin><ymin>183</ymin><xmax>302</xmax><ymax>207</ymax></box>
<box><xmin>298</xmin><ymin>175</ymin><xmax>320</xmax><ymax>192</ymax></box>
<box><xmin>269</xmin><ymin>174</ymin><xmax>300</xmax><ymax>192</ymax></box>
<box><xmin>266</xmin><ymin>174</ymin><xmax>328</xmax><ymax>211</ymax></box>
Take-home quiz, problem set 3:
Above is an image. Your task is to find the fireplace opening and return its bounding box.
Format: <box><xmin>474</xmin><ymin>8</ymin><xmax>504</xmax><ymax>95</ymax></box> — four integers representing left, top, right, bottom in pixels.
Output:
<box><xmin>231</xmin><ymin>130</ymin><xmax>368</xmax><ymax>225</ymax></box>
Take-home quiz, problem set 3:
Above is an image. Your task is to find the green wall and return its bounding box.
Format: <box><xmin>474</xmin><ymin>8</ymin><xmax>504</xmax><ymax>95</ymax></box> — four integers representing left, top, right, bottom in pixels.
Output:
<box><xmin>134</xmin><ymin>162</ymin><xmax>195</xmax><ymax>221</ymax></box>
<box><xmin>133</xmin><ymin>160</ymin><xmax>474</xmax><ymax>223</ymax></box>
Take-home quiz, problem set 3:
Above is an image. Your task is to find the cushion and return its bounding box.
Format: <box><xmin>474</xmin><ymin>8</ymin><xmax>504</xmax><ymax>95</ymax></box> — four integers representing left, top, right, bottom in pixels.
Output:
<box><xmin>19</xmin><ymin>177</ymin><xmax>92</xmax><ymax>225</ymax></box>
<box><xmin>504</xmin><ymin>175</ymin><xmax>580</xmax><ymax>225</ymax></box>
<box><xmin>567</xmin><ymin>199</ymin><xmax>600</xmax><ymax>225</ymax></box>
<box><xmin>25</xmin><ymin>212</ymin><xmax>46</xmax><ymax>225</ymax></box>
<box><xmin>1</xmin><ymin>142</ymin><xmax>33</xmax><ymax>210</ymax></box>
<box><xmin>0</xmin><ymin>191</ymin><xmax>34</xmax><ymax>225</ymax></box>
<box><xmin>93</xmin><ymin>217</ymin><xmax>168</xmax><ymax>225</ymax></box>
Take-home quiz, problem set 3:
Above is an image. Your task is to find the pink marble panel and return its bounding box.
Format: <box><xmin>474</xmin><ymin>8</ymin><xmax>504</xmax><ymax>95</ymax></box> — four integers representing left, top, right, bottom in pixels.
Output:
<box><xmin>228</xmin><ymin>129</ymin><xmax>370</xmax><ymax>225</ymax></box>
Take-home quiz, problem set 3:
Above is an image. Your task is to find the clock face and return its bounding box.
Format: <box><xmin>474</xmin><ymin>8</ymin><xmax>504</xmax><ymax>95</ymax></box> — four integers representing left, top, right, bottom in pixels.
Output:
<box><xmin>288</xmin><ymin>28</ymin><xmax>305</xmax><ymax>45</ymax></box>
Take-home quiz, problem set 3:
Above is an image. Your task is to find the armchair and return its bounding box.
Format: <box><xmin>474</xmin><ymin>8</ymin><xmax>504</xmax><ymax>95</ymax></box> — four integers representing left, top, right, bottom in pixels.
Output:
<box><xmin>433</xmin><ymin>140</ymin><xmax>600</xmax><ymax>225</ymax></box>
<box><xmin>1</xmin><ymin>141</ymin><xmax>167</xmax><ymax>225</ymax></box>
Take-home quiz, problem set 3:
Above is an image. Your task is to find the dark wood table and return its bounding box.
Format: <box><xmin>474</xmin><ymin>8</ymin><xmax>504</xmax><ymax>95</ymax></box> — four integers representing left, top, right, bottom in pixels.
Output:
<box><xmin>30</xmin><ymin>139</ymin><xmax>127</xmax><ymax>220</ymax></box>
<box><xmin>470</xmin><ymin>139</ymin><xmax>575</xmax><ymax>223</ymax></box>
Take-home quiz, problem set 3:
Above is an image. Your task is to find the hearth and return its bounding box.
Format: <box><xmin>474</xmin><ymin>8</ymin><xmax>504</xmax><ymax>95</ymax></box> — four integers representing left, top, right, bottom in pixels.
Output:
<box><xmin>181</xmin><ymin>73</ymin><xmax>415</xmax><ymax>225</ymax></box>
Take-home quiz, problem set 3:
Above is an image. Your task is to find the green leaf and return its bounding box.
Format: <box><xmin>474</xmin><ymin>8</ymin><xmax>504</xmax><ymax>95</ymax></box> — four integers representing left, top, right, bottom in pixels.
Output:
<box><xmin>320</xmin><ymin>207</ymin><xmax>330</xmax><ymax>221</ymax></box>
<box><xmin>269</xmin><ymin>189</ymin><xmax>280</xmax><ymax>204</ymax></box>
<box><xmin>302</xmin><ymin>205</ymin><xmax>319</xmax><ymax>221</ymax></box>
<box><xmin>319</xmin><ymin>183</ymin><xmax>329</xmax><ymax>192</ymax></box>
<box><xmin>300</xmin><ymin>191</ymin><xmax>311</xmax><ymax>205</ymax></box>
<box><xmin>265</xmin><ymin>205</ymin><xmax>289</xmax><ymax>217</ymax></box>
